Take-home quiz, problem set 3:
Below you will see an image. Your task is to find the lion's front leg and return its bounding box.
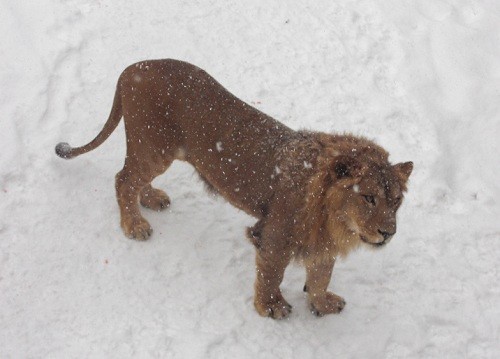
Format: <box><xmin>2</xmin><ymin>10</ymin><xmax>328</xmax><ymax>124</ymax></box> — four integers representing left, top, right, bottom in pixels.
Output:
<box><xmin>304</xmin><ymin>258</ymin><xmax>346</xmax><ymax>316</ymax></box>
<box><xmin>254</xmin><ymin>250</ymin><xmax>292</xmax><ymax>319</ymax></box>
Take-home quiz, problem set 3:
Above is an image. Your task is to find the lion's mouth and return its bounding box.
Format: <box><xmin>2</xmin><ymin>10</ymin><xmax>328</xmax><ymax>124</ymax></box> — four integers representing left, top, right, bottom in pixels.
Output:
<box><xmin>359</xmin><ymin>235</ymin><xmax>386</xmax><ymax>247</ymax></box>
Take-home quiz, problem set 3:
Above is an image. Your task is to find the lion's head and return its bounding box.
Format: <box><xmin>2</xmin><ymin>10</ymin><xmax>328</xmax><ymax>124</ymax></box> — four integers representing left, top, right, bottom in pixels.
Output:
<box><xmin>302</xmin><ymin>142</ymin><xmax>413</xmax><ymax>258</ymax></box>
<box><xmin>325</xmin><ymin>155</ymin><xmax>413</xmax><ymax>248</ymax></box>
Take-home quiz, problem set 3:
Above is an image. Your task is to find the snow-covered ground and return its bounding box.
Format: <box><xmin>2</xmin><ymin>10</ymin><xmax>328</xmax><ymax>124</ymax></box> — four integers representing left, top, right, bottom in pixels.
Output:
<box><xmin>1</xmin><ymin>0</ymin><xmax>499</xmax><ymax>357</ymax></box>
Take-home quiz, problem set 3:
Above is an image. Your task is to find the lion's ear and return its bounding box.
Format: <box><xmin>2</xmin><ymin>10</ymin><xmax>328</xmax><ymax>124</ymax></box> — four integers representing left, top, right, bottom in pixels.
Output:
<box><xmin>329</xmin><ymin>155</ymin><xmax>366</xmax><ymax>181</ymax></box>
<box><xmin>393</xmin><ymin>161</ymin><xmax>413</xmax><ymax>185</ymax></box>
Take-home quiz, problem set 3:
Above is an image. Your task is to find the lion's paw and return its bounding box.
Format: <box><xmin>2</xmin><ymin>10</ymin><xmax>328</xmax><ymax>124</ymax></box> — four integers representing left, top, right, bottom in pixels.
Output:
<box><xmin>122</xmin><ymin>217</ymin><xmax>153</xmax><ymax>240</ymax></box>
<box><xmin>140</xmin><ymin>188</ymin><xmax>170</xmax><ymax>211</ymax></box>
<box><xmin>255</xmin><ymin>296</ymin><xmax>293</xmax><ymax>320</ymax></box>
<box><xmin>309</xmin><ymin>292</ymin><xmax>345</xmax><ymax>317</ymax></box>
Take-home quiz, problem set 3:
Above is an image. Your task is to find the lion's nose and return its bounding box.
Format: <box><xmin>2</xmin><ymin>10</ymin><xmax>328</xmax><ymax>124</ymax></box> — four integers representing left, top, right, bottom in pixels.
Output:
<box><xmin>378</xmin><ymin>230</ymin><xmax>395</xmax><ymax>241</ymax></box>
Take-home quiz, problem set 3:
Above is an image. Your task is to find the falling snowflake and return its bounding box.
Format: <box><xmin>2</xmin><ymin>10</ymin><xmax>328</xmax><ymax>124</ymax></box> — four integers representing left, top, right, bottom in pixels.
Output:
<box><xmin>216</xmin><ymin>141</ymin><xmax>223</xmax><ymax>152</ymax></box>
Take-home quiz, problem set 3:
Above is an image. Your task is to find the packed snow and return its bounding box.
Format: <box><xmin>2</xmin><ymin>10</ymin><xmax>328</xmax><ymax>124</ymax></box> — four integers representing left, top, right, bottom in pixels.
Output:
<box><xmin>1</xmin><ymin>0</ymin><xmax>499</xmax><ymax>358</ymax></box>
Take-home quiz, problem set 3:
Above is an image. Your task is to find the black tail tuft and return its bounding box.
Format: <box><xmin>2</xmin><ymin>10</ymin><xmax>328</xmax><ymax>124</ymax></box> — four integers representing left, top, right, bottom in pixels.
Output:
<box><xmin>55</xmin><ymin>142</ymin><xmax>73</xmax><ymax>159</ymax></box>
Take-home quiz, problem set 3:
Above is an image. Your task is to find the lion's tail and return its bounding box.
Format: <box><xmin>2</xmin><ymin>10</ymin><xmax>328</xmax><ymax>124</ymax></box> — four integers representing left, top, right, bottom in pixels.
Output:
<box><xmin>55</xmin><ymin>81</ymin><xmax>123</xmax><ymax>159</ymax></box>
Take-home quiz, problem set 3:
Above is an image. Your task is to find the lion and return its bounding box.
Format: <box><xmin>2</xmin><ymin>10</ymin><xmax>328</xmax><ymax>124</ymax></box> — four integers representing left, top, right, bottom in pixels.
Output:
<box><xmin>56</xmin><ymin>59</ymin><xmax>413</xmax><ymax>319</ymax></box>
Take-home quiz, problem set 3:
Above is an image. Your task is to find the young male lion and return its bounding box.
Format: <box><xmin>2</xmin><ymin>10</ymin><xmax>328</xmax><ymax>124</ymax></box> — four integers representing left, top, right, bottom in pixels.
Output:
<box><xmin>56</xmin><ymin>59</ymin><xmax>413</xmax><ymax>319</ymax></box>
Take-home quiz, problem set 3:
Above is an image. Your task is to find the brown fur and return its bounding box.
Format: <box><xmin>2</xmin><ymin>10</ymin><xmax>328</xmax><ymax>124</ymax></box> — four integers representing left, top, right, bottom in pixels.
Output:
<box><xmin>56</xmin><ymin>59</ymin><xmax>413</xmax><ymax>319</ymax></box>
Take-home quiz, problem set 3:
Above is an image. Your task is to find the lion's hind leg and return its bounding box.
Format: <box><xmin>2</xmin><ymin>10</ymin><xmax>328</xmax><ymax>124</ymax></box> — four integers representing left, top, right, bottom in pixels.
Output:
<box><xmin>246</xmin><ymin>219</ymin><xmax>264</xmax><ymax>248</ymax></box>
<box><xmin>115</xmin><ymin>153</ymin><xmax>173</xmax><ymax>240</ymax></box>
<box><xmin>116</xmin><ymin>167</ymin><xmax>153</xmax><ymax>240</ymax></box>
<box><xmin>140</xmin><ymin>184</ymin><xmax>171</xmax><ymax>211</ymax></box>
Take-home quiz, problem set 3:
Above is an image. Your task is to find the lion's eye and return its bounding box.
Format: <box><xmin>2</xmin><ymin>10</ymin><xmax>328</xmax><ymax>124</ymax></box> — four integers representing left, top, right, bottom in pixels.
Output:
<box><xmin>363</xmin><ymin>195</ymin><xmax>376</xmax><ymax>206</ymax></box>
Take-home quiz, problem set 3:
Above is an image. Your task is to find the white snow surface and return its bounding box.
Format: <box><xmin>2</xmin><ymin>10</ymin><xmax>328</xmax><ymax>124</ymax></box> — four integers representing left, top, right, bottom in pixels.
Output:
<box><xmin>1</xmin><ymin>1</ymin><xmax>499</xmax><ymax>358</ymax></box>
